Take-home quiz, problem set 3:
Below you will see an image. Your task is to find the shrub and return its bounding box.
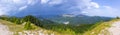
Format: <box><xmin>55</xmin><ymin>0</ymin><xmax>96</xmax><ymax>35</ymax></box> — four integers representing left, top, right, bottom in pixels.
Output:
<box><xmin>24</xmin><ymin>21</ymin><xmax>33</xmax><ymax>30</ymax></box>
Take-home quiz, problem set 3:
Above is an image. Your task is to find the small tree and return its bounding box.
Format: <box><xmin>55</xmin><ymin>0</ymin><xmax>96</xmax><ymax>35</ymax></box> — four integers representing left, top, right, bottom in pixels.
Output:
<box><xmin>24</xmin><ymin>21</ymin><xmax>32</xmax><ymax>30</ymax></box>
<box><xmin>15</xmin><ymin>19</ymin><xmax>21</xmax><ymax>24</ymax></box>
<box><xmin>116</xmin><ymin>16</ymin><xmax>120</xmax><ymax>19</ymax></box>
<box><xmin>23</xmin><ymin>15</ymin><xmax>41</xmax><ymax>25</ymax></box>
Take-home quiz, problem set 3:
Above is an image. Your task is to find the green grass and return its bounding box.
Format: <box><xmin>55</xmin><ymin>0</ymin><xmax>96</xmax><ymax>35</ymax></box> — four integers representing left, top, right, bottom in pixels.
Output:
<box><xmin>83</xmin><ymin>19</ymin><xmax>120</xmax><ymax>35</ymax></box>
<box><xmin>0</xmin><ymin>19</ymin><xmax>70</xmax><ymax>35</ymax></box>
<box><xmin>0</xmin><ymin>19</ymin><xmax>24</xmax><ymax>32</ymax></box>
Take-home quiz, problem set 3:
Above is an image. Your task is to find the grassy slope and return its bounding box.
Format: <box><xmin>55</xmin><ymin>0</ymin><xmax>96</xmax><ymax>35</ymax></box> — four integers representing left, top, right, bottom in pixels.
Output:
<box><xmin>83</xmin><ymin>19</ymin><xmax>120</xmax><ymax>35</ymax></box>
<box><xmin>0</xmin><ymin>19</ymin><xmax>24</xmax><ymax>32</ymax></box>
<box><xmin>0</xmin><ymin>19</ymin><xmax>76</xmax><ymax>35</ymax></box>
<box><xmin>0</xmin><ymin>19</ymin><xmax>53</xmax><ymax>35</ymax></box>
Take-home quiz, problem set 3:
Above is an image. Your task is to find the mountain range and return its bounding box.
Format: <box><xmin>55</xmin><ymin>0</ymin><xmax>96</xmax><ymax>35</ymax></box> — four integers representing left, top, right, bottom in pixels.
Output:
<box><xmin>37</xmin><ymin>14</ymin><xmax>112</xmax><ymax>25</ymax></box>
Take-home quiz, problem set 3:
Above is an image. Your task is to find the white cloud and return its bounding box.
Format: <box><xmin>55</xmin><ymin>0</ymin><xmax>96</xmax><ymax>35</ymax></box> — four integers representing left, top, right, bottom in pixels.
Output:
<box><xmin>0</xmin><ymin>0</ymin><xmax>119</xmax><ymax>17</ymax></box>
<box><xmin>0</xmin><ymin>6</ymin><xmax>12</xmax><ymax>15</ymax></box>
<box><xmin>41</xmin><ymin>0</ymin><xmax>63</xmax><ymax>5</ymax></box>
<box><xmin>82</xmin><ymin>5</ymin><xmax>119</xmax><ymax>17</ymax></box>
<box><xmin>69</xmin><ymin>0</ymin><xmax>119</xmax><ymax>17</ymax></box>
<box><xmin>0</xmin><ymin>0</ymin><xmax>38</xmax><ymax>16</ymax></box>
<box><xmin>13</xmin><ymin>0</ymin><xmax>24</xmax><ymax>4</ymax></box>
<box><xmin>19</xmin><ymin>5</ymin><xmax>28</xmax><ymax>11</ymax></box>
<box><xmin>39</xmin><ymin>0</ymin><xmax>102</xmax><ymax>16</ymax></box>
<box><xmin>0</xmin><ymin>9</ymin><xmax>6</xmax><ymax>15</ymax></box>
<box><xmin>90</xmin><ymin>2</ymin><xmax>100</xmax><ymax>8</ymax></box>
<box><xmin>48</xmin><ymin>0</ymin><xmax>63</xmax><ymax>5</ymax></box>
<box><xmin>40</xmin><ymin>0</ymin><xmax>120</xmax><ymax>17</ymax></box>
<box><xmin>0</xmin><ymin>12</ymin><xmax>6</xmax><ymax>16</ymax></box>
<box><xmin>41</xmin><ymin>0</ymin><xmax>50</xmax><ymax>4</ymax></box>
<box><xmin>27</xmin><ymin>0</ymin><xmax>34</xmax><ymax>4</ymax></box>
<box><xmin>103</xmin><ymin>6</ymin><xmax>112</xmax><ymax>9</ymax></box>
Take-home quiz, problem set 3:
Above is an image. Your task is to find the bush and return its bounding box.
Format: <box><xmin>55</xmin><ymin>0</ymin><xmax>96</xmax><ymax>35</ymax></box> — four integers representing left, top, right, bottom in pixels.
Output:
<box><xmin>116</xmin><ymin>16</ymin><xmax>120</xmax><ymax>19</ymax></box>
<box><xmin>24</xmin><ymin>21</ymin><xmax>33</xmax><ymax>30</ymax></box>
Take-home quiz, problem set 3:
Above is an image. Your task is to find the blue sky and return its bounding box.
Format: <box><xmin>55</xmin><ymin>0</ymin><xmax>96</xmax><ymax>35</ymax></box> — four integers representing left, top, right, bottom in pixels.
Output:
<box><xmin>93</xmin><ymin>0</ymin><xmax>120</xmax><ymax>10</ymax></box>
<box><xmin>92</xmin><ymin>0</ymin><xmax>120</xmax><ymax>17</ymax></box>
<box><xmin>93</xmin><ymin>0</ymin><xmax>120</xmax><ymax>8</ymax></box>
<box><xmin>0</xmin><ymin>0</ymin><xmax>120</xmax><ymax>17</ymax></box>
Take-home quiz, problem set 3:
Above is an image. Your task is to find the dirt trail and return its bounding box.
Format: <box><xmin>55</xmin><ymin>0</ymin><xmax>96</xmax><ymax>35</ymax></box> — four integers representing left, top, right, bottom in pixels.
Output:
<box><xmin>0</xmin><ymin>24</ymin><xmax>12</xmax><ymax>35</ymax></box>
<box><xmin>108</xmin><ymin>21</ymin><xmax>120</xmax><ymax>35</ymax></box>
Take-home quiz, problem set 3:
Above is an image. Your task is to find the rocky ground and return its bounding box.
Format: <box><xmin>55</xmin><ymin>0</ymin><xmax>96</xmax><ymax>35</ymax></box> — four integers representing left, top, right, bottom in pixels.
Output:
<box><xmin>108</xmin><ymin>21</ymin><xmax>120</xmax><ymax>35</ymax></box>
<box><xmin>0</xmin><ymin>24</ymin><xmax>12</xmax><ymax>35</ymax></box>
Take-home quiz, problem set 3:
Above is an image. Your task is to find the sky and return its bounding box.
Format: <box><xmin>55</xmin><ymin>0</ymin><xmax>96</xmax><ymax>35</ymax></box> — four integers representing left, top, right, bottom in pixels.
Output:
<box><xmin>0</xmin><ymin>0</ymin><xmax>120</xmax><ymax>17</ymax></box>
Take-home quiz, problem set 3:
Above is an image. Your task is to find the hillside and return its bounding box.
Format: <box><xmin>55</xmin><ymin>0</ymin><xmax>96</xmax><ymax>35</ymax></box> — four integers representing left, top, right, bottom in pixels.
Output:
<box><xmin>0</xmin><ymin>15</ymin><xmax>119</xmax><ymax>35</ymax></box>
<box><xmin>40</xmin><ymin>15</ymin><xmax>112</xmax><ymax>25</ymax></box>
<box><xmin>83</xmin><ymin>19</ymin><xmax>120</xmax><ymax>35</ymax></box>
<box><xmin>0</xmin><ymin>19</ymin><xmax>55</xmax><ymax>35</ymax></box>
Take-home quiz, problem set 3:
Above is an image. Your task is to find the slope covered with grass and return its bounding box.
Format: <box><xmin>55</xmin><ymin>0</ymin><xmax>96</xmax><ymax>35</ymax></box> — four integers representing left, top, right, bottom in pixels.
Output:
<box><xmin>0</xmin><ymin>19</ymin><xmax>76</xmax><ymax>35</ymax></box>
<box><xmin>83</xmin><ymin>19</ymin><xmax>120</xmax><ymax>35</ymax></box>
<box><xmin>0</xmin><ymin>19</ymin><xmax>56</xmax><ymax>35</ymax></box>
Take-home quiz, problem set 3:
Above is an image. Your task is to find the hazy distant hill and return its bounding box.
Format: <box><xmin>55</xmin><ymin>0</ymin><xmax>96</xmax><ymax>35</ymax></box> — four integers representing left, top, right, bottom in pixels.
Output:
<box><xmin>39</xmin><ymin>14</ymin><xmax>112</xmax><ymax>25</ymax></box>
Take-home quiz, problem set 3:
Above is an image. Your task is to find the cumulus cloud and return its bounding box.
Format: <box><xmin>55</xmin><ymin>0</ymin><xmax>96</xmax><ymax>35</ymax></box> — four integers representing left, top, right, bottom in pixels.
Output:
<box><xmin>0</xmin><ymin>0</ymin><xmax>119</xmax><ymax>17</ymax></box>
<box><xmin>0</xmin><ymin>0</ymin><xmax>38</xmax><ymax>16</ymax></box>
<box><xmin>82</xmin><ymin>6</ymin><xmax>119</xmax><ymax>17</ymax></box>
<box><xmin>48</xmin><ymin>0</ymin><xmax>63</xmax><ymax>5</ymax></box>
<box><xmin>38</xmin><ymin>0</ymin><xmax>95</xmax><ymax>15</ymax></box>
<box><xmin>19</xmin><ymin>5</ymin><xmax>28</xmax><ymax>11</ymax></box>
<box><xmin>16</xmin><ymin>0</ymin><xmax>119</xmax><ymax>17</ymax></box>
<box><xmin>90</xmin><ymin>2</ymin><xmax>100</xmax><ymax>8</ymax></box>
<box><xmin>41</xmin><ymin>0</ymin><xmax>50</xmax><ymax>4</ymax></box>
